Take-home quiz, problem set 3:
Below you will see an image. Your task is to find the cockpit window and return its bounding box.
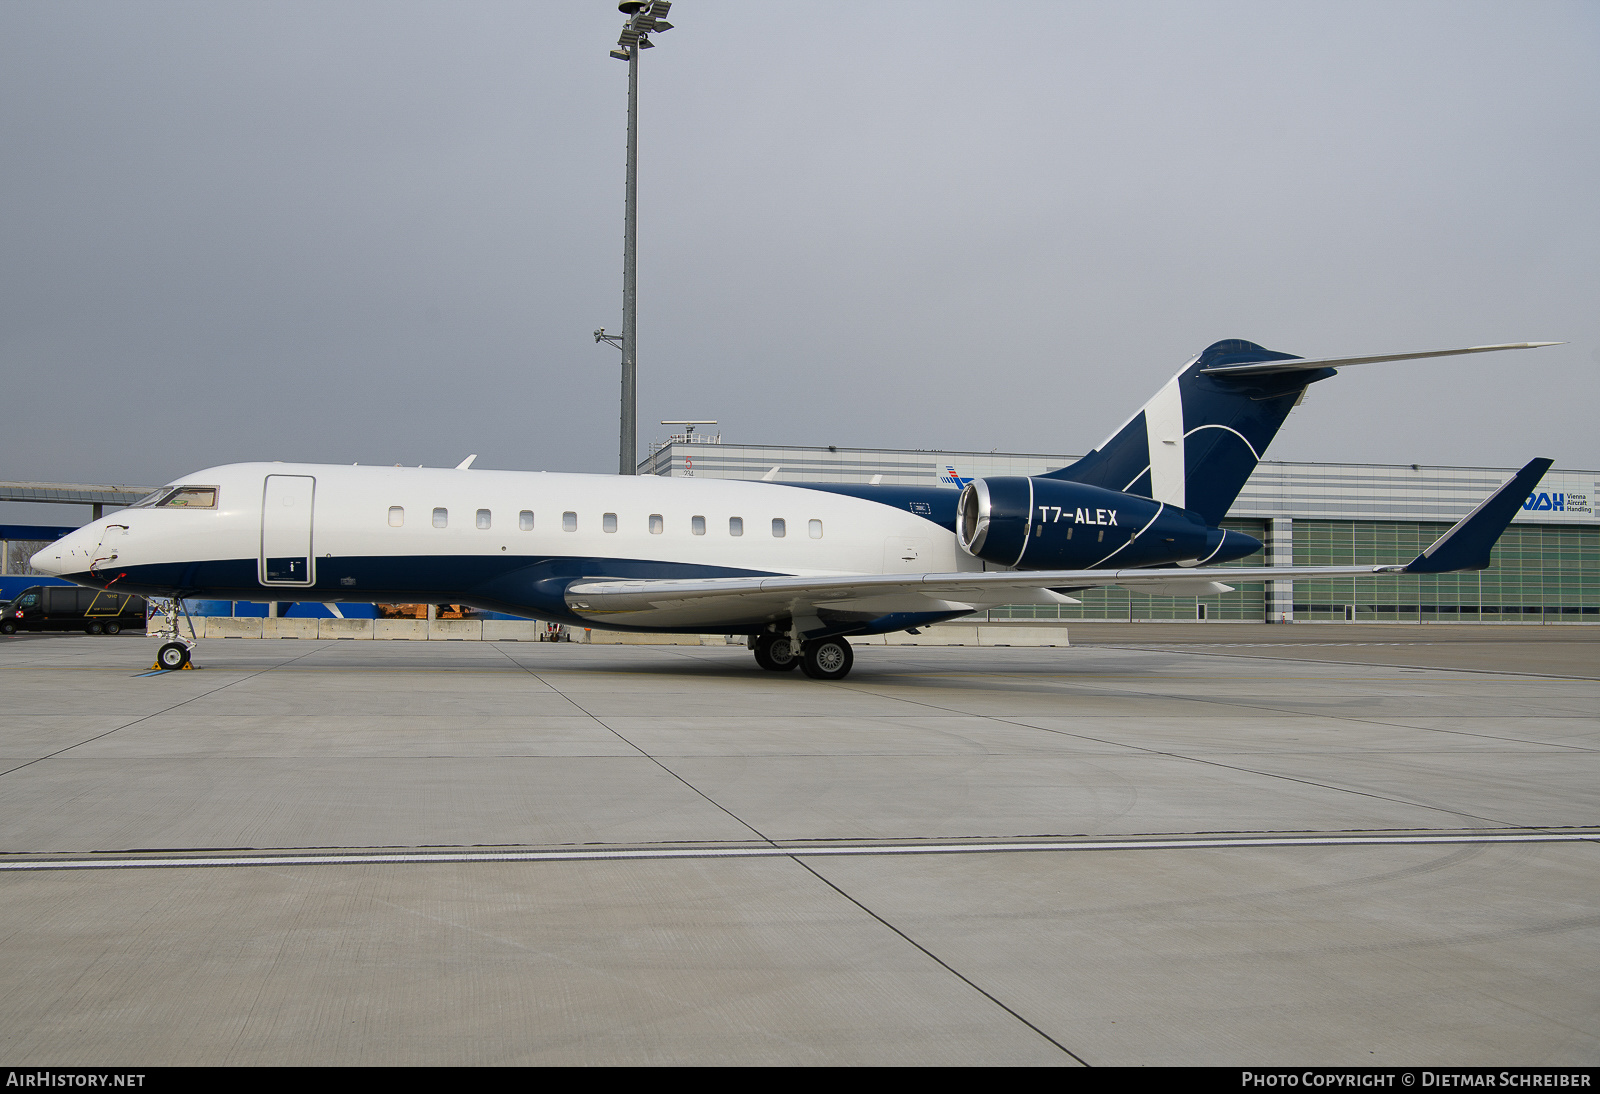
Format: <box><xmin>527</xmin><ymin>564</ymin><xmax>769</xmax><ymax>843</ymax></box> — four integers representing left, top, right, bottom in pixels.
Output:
<box><xmin>128</xmin><ymin>488</ymin><xmax>175</xmax><ymax>509</ymax></box>
<box><xmin>156</xmin><ymin>486</ymin><xmax>218</xmax><ymax>509</ymax></box>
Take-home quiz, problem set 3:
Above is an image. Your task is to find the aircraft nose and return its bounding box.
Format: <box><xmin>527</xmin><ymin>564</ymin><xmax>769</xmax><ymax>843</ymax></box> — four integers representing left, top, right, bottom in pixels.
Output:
<box><xmin>29</xmin><ymin>542</ymin><xmax>65</xmax><ymax>576</ymax></box>
<box><xmin>30</xmin><ymin>526</ymin><xmax>96</xmax><ymax>577</ymax></box>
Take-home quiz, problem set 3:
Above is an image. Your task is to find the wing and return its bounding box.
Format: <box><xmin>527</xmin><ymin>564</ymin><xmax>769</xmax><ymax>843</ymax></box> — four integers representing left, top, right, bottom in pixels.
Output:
<box><xmin>565</xmin><ymin>564</ymin><xmax>1390</xmax><ymax>630</ymax></box>
<box><xmin>565</xmin><ymin>459</ymin><xmax>1551</xmax><ymax>632</ymax></box>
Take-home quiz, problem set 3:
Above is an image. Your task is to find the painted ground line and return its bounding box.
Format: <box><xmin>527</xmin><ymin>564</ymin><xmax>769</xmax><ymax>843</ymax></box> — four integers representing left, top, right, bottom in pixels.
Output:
<box><xmin>2</xmin><ymin>831</ymin><xmax>1596</xmax><ymax>872</ymax></box>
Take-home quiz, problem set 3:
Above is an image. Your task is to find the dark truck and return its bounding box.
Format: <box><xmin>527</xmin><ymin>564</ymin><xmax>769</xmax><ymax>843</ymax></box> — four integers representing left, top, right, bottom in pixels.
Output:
<box><xmin>1</xmin><ymin>585</ymin><xmax>147</xmax><ymax>635</ymax></box>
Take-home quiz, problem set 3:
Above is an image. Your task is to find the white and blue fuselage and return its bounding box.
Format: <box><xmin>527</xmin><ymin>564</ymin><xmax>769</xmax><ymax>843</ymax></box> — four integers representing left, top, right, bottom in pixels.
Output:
<box><xmin>34</xmin><ymin>462</ymin><xmax>981</xmax><ymax>635</ymax></box>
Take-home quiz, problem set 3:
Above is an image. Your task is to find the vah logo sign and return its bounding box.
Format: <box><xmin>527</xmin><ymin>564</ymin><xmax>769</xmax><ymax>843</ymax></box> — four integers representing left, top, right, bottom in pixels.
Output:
<box><xmin>1515</xmin><ymin>473</ymin><xmax>1596</xmax><ymax>522</ymax></box>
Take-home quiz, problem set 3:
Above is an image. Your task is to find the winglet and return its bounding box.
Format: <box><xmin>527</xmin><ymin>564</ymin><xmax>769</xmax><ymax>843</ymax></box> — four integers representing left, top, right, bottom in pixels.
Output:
<box><xmin>1404</xmin><ymin>458</ymin><xmax>1553</xmax><ymax>573</ymax></box>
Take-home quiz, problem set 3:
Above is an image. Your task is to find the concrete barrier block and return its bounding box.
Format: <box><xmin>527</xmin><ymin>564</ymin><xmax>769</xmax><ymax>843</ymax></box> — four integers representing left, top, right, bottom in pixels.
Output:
<box><xmin>374</xmin><ymin>619</ymin><xmax>429</xmax><ymax>641</ymax></box>
<box><xmin>319</xmin><ymin>618</ymin><xmax>374</xmax><ymax>640</ymax></box>
<box><xmin>204</xmin><ymin>617</ymin><xmax>263</xmax><ymax>639</ymax></box>
<box><xmin>482</xmin><ymin>620</ymin><xmax>545</xmax><ymax>642</ymax></box>
<box><xmin>428</xmin><ymin>619</ymin><xmax>482</xmax><ymax>641</ymax></box>
<box><xmin>977</xmin><ymin>625</ymin><xmax>1069</xmax><ymax>647</ymax></box>
<box><xmin>262</xmin><ymin>618</ymin><xmax>319</xmax><ymax>639</ymax></box>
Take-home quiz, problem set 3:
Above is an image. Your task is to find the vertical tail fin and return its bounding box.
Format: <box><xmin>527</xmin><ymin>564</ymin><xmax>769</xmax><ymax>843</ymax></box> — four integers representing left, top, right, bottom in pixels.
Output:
<box><xmin>1044</xmin><ymin>340</ymin><xmax>1335</xmax><ymax>525</ymax></box>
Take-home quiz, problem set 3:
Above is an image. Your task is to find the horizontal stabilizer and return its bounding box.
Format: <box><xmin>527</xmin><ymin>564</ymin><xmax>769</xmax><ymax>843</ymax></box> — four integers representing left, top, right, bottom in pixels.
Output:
<box><xmin>1200</xmin><ymin>342</ymin><xmax>1561</xmax><ymax>378</ymax></box>
<box><xmin>1404</xmin><ymin>458</ymin><xmax>1552</xmax><ymax>573</ymax></box>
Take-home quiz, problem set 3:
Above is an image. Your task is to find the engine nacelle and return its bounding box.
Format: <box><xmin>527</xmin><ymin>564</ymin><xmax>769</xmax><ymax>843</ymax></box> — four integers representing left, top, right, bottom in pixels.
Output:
<box><xmin>956</xmin><ymin>477</ymin><xmax>1260</xmax><ymax>570</ymax></box>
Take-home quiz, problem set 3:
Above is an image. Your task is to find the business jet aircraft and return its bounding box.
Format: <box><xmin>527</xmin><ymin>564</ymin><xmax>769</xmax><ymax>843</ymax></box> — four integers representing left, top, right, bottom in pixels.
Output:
<box><xmin>32</xmin><ymin>338</ymin><xmax>1557</xmax><ymax>678</ymax></box>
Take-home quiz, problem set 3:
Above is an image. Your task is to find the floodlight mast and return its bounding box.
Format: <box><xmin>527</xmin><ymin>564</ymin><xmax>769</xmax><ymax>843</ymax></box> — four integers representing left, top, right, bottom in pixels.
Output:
<box><xmin>605</xmin><ymin>0</ymin><xmax>675</xmax><ymax>475</ymax></box>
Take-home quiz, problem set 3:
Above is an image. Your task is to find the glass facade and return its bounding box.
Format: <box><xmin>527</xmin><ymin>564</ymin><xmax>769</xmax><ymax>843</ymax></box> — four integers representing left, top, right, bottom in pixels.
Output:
<box><xmin>1290</xmin><ymin>521</ymin><xmax>1599</xmax><ymax>622</ymax></box>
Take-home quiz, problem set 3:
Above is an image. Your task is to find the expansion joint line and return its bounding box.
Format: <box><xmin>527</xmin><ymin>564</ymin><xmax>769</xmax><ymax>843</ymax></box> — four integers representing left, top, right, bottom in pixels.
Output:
<box><xmin>489</xmin><ymin>643</ymin><xmax>777</xmax><ymax>846</ymax></box>
<box><xmin>0</xmin><ymin>642</ymin><xmax>328</xmax><ymax>780</ymax></box>
<box><xmin>832</xmin><ymin>669</ymin><xmax>1521</xmax><ymax>831</ymax></box>
<box><xmin>788</xmin><ymin>856</ymin><xmax>1090</xmax><ymax>1065</ymax></box>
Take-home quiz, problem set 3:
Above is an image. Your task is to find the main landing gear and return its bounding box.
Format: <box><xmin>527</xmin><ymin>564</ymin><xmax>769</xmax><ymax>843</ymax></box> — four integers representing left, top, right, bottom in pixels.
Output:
<box><xmin>752</xmin><ymin>634</ymin><xmax>799</xmax><ymax>672</ymax></box>
<box><xmin>751</xmin><ymin>634</ymin><xmax>855</xmax><ymax>680</ymax></box>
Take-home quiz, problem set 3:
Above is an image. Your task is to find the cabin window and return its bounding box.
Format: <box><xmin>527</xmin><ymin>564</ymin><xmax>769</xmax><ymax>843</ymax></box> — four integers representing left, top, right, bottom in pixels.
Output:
<box><xmin>563</xmin><ymin>511</ymin><xmax>577</xmax><ymax>532</ymax></box>
<box><xmin>809</xmin><ymin>519</ymin><xmax>823</xmax><ymax>539</ymax></box>
<box><xmin>519</xmin><ymin>510</ymin><xmax>534</xmax><ymax>531</ymax></box>
<box><xmin>603</xmin><ymin>513</ymin><xmax>618</xmax><ymax>533</ymax></box>
<box><xmin>772</xmin><ymin>518</ymin><xmax>786</xmax><ymax>538</ymax></box>
<box><xmin>388</xmin><ymin>506</ymin><xmax>404</xmax><ymax>527</ymax></box>
<box><xmin>691</xmin><ymin>515</ymin><xmax>706</xmax><ymax>536</ymax></box>
<box><xmin>476</xmin><ymin>509</ymin><xmax>491</xmax><ymax>530</ymax></box>
<box><xmin>433</xmin><ymin>508</ymin><xmax>448</xmax><ymax>529</ymax></box>
<box><xmin>650</xmin><ymin>514</ymin><xmax>664</xmax><ymax>534</ymax></box>
<box><xmin>729</xmin><ymin>517</ymin><xmax>743</xmax><ymax>537</ymax></box>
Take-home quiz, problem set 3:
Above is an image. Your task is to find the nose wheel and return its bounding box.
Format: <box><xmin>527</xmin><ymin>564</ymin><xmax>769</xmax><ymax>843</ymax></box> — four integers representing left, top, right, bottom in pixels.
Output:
<box><xmin>156</xmin><ymin>641</ymin><xmax>192</xmax><ymax>670</ymax></box>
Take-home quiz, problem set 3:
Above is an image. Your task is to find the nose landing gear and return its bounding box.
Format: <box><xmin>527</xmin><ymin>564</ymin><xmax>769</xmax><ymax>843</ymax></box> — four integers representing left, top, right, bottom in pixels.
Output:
<box><xmin>149</xmin><ymin>598</ymin><xmax>197</xmax><ymax>671</ymax></box>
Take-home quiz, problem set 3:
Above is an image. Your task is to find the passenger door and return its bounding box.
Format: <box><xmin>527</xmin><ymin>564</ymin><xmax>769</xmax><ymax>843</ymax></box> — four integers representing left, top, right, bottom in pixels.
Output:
<box><xmin>260</xmin><ymin>475</ymin><xmax>316</xmax><ymax>587</ymax></box>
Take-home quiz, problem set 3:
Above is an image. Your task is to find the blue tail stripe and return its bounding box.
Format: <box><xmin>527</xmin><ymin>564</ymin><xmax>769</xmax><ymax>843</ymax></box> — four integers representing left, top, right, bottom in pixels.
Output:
<box><xmin>1046</xmin><ymin>340</ymin><xmax>1339</xmax><ymax>525</ymax></box>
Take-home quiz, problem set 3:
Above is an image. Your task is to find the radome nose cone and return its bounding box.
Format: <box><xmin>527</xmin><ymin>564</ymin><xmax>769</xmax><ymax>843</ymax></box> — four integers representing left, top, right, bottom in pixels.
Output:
<box><xmin>29</xmin><ymin>545</ymin><xmax>64</xmax><ymax>576</ymax></box>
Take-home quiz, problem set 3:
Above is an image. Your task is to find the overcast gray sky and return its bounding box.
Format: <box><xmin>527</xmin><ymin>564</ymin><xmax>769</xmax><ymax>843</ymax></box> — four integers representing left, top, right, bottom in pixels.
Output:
<box><xmin>2</xmin><ymin>1</ymin><xmax>1596</xmax><ymax>524</ymax></box>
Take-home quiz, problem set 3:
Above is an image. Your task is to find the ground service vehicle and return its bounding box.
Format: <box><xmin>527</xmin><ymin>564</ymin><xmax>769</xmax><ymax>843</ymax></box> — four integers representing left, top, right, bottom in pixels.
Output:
<box><xmin>1</xmin><ymin>585</ymin><xmax>146</xmax><ymax>635</ymax></box>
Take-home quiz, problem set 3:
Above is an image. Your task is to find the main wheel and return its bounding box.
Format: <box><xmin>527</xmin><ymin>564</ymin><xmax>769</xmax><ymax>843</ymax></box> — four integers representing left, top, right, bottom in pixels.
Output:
<box><xmin>800</xmin><ymin>638</ymin><xmax>854</xmax><ymax>680</ymax></box>
<box><xmin>103</xmin><ymin>621</ymin><xmax>122</xmax><ymax>635</ymax></box>
<box><xmin>156</xmin><ymin>642</ymin><xmax>190</xmax><ymax>670</ymax></box>
<box><xmin>753</xmin><ymin>635</ymin><xmax>800</xmax><ymax>672</ymax></box>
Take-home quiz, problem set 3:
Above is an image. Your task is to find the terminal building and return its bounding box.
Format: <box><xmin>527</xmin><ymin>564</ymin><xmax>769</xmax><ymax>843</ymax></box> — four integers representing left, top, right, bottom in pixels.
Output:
<box><xmin>642</xmin><ymin>438</ymin><xmax>1599</xmax><ymax>625</ymax></box>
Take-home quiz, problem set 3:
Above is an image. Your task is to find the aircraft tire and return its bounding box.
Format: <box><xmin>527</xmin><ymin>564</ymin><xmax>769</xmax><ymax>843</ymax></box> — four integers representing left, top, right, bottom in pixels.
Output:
<box><xmin>157</xmin><ymin>642</ymin><xmax>190</xmax><ymax>670</ymax></box>
<box><xmin>103</xmin><ymin>621</ymin><xmax>121</xmax><ymax>635</ymax></box>
<box><xmin>753</xmin><ymin>635</ymin><xmax>800</xmax><ymax>672</ymax></box>
<box><xmin>800</xmin><ymin>638</ymin><xmax>853</xmax><ymax>681</ymax></box>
